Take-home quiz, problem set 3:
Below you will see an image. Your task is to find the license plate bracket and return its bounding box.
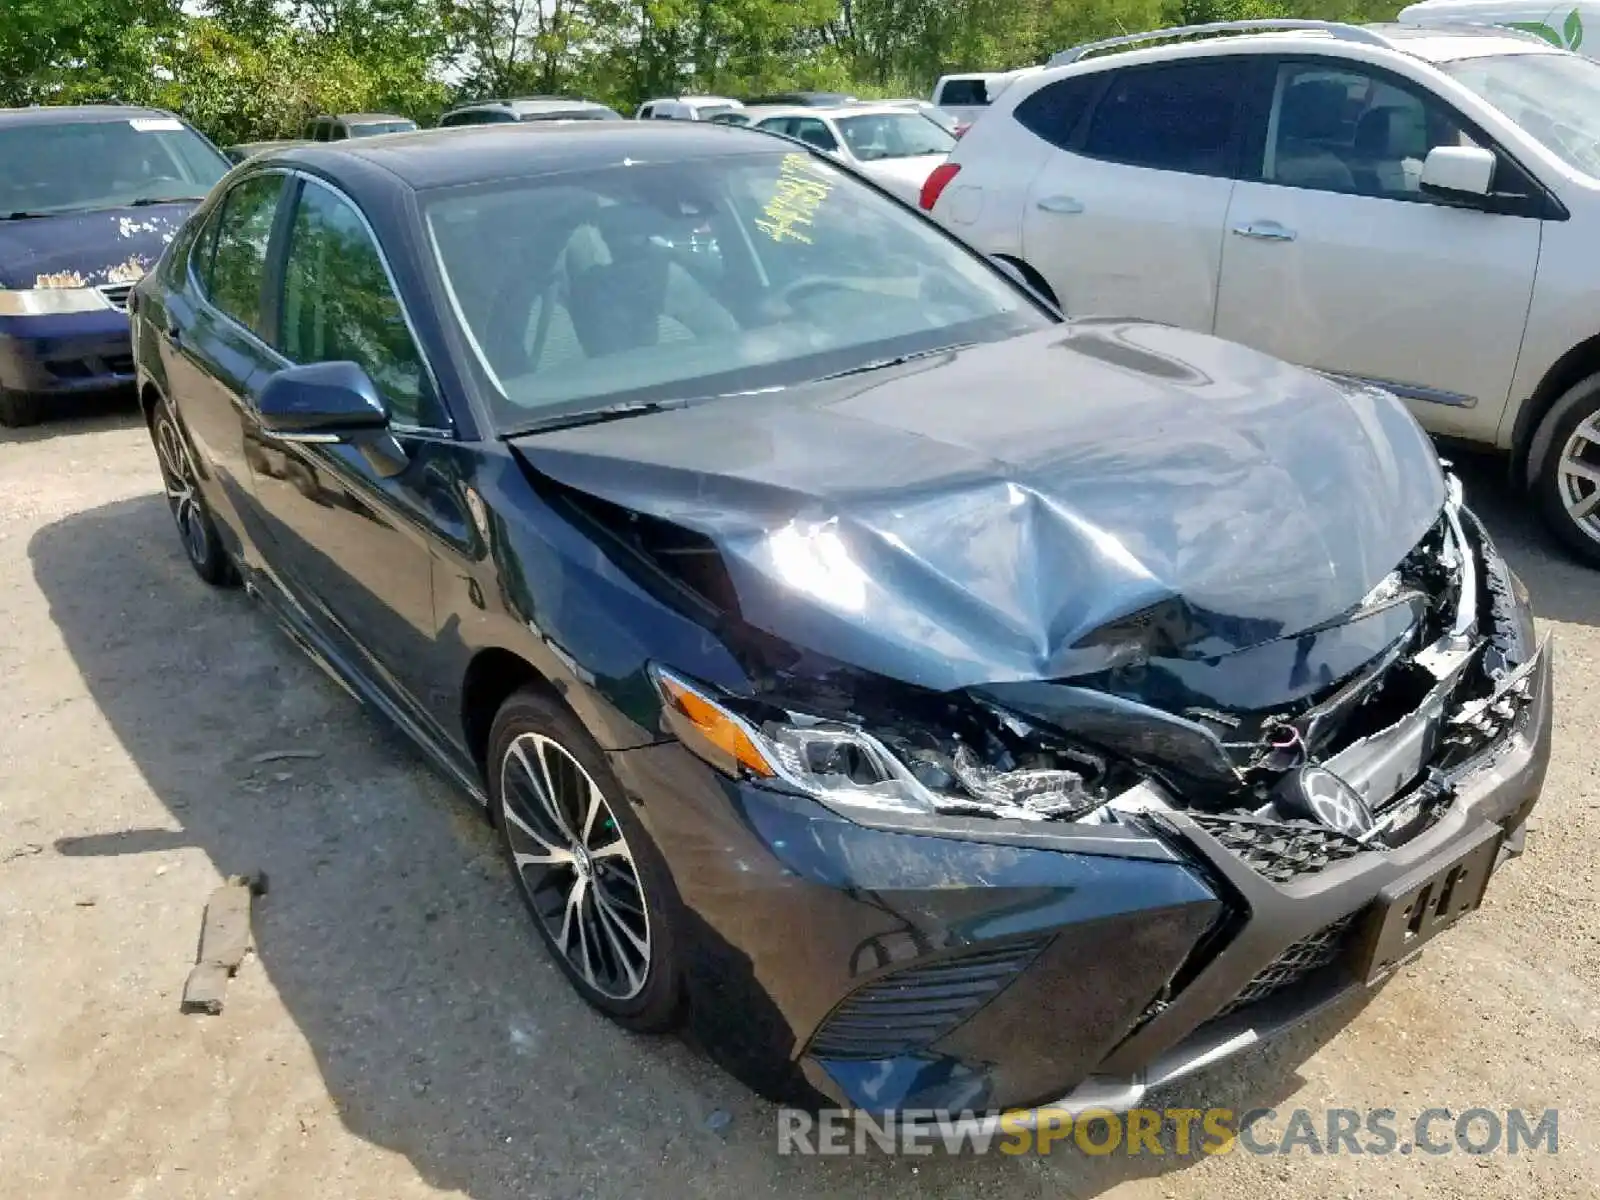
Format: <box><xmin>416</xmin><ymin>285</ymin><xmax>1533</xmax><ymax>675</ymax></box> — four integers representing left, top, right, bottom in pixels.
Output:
<box><xmin>1355</xmin><ymin>823</ymin><xmax>1503</xmax><ymax>985</ymax></box>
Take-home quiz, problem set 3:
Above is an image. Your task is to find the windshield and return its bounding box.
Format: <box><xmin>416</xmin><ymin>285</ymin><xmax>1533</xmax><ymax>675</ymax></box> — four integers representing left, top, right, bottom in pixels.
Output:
<box><xmin>836</xmin><ymin>112</ymin><xmax>956</xmax><ymax>160</ymax></box>
<box><xmin>1444</xmin><ymin>52</ymin><xmax>1600</xmax><ymax>177</ymax></box>
<box><xmin>425</xmin><ymin>151</ymin><xmax>1046</xmax><ymax>430</ymax></box>
<box><xmin>348</xmin><ymin>120</ymin><xmax>417</xmax><ymax>136</ymax></box>
<box><xmin>0</xmin><ymin>117</ymin><xmax>228</xmax><ymax>216</ymax></box>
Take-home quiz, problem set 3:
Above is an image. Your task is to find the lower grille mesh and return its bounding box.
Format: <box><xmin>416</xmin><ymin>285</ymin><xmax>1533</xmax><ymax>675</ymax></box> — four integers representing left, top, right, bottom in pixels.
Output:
<box><xmin>808</xmin><ymin>936</ymin><xmax>1052</xmax><ymax>1060</ymax></box>
<box><xmin>1215</xmin><ymin>915</ymin><xmax>1356</xmax><ymax>1019</ymax></box>
<box><xmin>1190</xmin><ymin>814</ymin><xmax>1367</xmax><ymax>884</ymax></box>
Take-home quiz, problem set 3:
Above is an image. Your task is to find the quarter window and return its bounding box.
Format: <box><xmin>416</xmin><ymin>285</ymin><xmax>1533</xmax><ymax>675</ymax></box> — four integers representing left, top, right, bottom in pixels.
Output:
<box><xmin>1082</xmin><ymin>61</ymin><xmax>1244</xmax><ymax>175</ymax></box>
<box><xmin>204</xmin><ymin>173</ymin><xmax>284</xmax><ymax>336</ymax></box>
<box><xmin>1262</xmin><ymin>62</ymin><xmax>1485</xmax><ymax>200</ymax></box>
<box><xmin>1013</xmin><ymin>75</ymin><xmax>1101</xmax><ymax>150</ymax></box>
<box><xmin>278</xmin><ymin>180</ymin><xmax>436</xmax><ymax>426</ymax></box>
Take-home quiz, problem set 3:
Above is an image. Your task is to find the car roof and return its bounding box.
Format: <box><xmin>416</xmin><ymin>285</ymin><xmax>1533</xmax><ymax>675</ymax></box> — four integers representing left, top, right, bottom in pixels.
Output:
<box><xmin>644</xmin><ymin>96</ymin><xmax>740</xmax><ymax>105</ymax></box>
<box><xmin>1367</xmin><ymin>21</ymin><xmax>1566</xmax><ymax>59</ymax></box>
<box><xmin>447</xmin><ymin>97</ymin><xmax>613</xmax><ymax>115</ymax></box>
<box><xmin>332</xmin><ymin>112</ymin><xmax>414</xmax><ymax>124</ymax></box>
<box><xmin>0</xmin><ymin>104</ymin><xmax>181</xmax><ymax>128</ymax></box>
<box><xmin>750</xmin><ymin>103</ymin><xmax>927</xmax><ymax>120</ymax></box>
<box><xmin>282</xmin><ymin>121</ymin><xmax>791</xmax><ymax>191</ymax></box>
<box><xmin>1043</xmin><ymin>20</ymin><xmax>1561</xmax><ymax>72</ymax></box>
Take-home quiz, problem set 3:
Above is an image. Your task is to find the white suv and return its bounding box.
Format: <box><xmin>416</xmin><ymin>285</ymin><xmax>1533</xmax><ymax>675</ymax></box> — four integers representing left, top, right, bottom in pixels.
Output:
<box><xmin>925</xmin><ymin>19</ymin><xmax>1600</xmax><ymax>565</ymax></box>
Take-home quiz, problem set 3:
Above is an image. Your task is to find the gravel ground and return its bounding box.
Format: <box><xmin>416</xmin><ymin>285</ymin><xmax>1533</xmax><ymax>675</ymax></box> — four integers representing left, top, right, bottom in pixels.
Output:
<box><xmin>1</xmin><ymin>403</ymin><xmax>1597</xmax><ymax>1199</ymax></box>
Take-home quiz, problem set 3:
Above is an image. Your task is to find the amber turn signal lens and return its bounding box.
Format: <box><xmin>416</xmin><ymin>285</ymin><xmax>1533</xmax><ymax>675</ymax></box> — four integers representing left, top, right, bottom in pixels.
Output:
<box><xmin>658</xmin><ymin>675</ymin><xmax>775</xmax><ymax>778</ymax></box>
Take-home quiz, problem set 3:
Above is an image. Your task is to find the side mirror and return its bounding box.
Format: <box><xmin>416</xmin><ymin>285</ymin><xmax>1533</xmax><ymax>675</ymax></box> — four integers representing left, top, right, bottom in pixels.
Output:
<box><xmin>256</xmin><ymin>360</ymin><xmax>388</xmax><ymax>440</ymax></box>
<box><xmin>1420</xmin><ymin>145</ymin><xmax>1495</xmax><ymax>200</ymax></box>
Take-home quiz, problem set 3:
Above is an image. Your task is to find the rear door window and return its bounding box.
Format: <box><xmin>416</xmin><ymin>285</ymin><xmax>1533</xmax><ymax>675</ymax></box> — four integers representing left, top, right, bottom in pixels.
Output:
<box><xmin>1081</xmin><ymin>60</ymin><xmax>1246</xmax><ymax>176</ymax></box>
<box><xmin>203</xmin><ymin>173</ymin><xmax>286</xmax><ymax>337</ymax></box>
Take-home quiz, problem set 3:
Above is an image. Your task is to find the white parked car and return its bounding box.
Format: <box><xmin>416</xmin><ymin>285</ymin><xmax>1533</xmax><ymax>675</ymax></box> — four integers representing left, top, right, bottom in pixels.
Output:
<box><xmin>927</xmin><ymin>18</ymin><xmax>1600</xmax><ymax>564</ymax></box>
<box><xmin>930</xmin><ymin>71</ymin><xmax>1035</xmax><ymax>129</ymax></box>
<box><xmin>635</xmin><ymin>96</ymin><xmax>744</xmax><ymax>121</ymax></box>
<box><xmin>747</xmin><ymin>104</ymin><xmax>956</xmax><ymax>205</ymax></box>
<box><xmin>1398</xmin><ymin>0</ymin><xmax>1597</xmax><ymax>58</ymax></box>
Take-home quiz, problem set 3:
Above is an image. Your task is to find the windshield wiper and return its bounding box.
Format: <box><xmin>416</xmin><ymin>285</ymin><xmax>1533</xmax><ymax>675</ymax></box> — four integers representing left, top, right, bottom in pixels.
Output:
<box><xmin>501</xmin><ymin>397</ymin><xmax>695</xmax><ymax>438</ymax></box>
<box><xmin>815</xmin><ymin>342</ymin><xmax>974</xmax><ymax>382</ymax></box>
<box><xmin>128</xmin><ymin>195</ymin><xmax>205</xmax><ymax>207</ymax></box>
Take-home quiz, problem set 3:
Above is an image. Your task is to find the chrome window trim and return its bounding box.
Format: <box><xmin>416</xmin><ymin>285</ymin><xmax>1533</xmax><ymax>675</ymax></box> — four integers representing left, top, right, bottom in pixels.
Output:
<box><xmin>423</xmin><ymin>209</ymin><xmax>510</xmax><ymax>399</ymax></box>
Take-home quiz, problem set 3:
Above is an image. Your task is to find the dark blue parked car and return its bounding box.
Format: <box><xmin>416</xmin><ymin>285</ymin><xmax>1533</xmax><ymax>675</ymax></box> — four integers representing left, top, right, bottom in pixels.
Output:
<box><xmin>0</xmin><ymin>105</ymin><xmax>229</xmax><ymax>426</ymax></box>
<box><xmin>131</xmin><ymin>122</ymin><xmax>1551</xmax><ymax>1118</ymax></box>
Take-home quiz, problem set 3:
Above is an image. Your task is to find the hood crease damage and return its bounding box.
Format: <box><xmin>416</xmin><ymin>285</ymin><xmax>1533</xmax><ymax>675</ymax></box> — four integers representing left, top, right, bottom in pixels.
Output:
<box><xmin>512</xmin><ymin>325</ymin><xmax>1541</xmax><ymax>846</ymax></box>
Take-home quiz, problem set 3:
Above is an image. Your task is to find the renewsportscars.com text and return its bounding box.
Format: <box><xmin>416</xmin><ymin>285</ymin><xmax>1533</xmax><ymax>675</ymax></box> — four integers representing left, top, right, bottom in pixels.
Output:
<box><xmin>777</xmin><ymin>1106</ymin><xmax>1560</xmax><ymax>1157</ymax></box>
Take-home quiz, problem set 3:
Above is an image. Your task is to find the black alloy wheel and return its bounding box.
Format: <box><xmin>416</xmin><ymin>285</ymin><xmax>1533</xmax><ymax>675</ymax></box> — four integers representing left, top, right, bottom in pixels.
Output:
<box><xmin>489</xmin><ymin>689</ymin><xmax>682</xmax><ymax>1030</ymax></box>
<box><xmin>151</xmin><ymin>401</ymin><xmax>236</xmax><ymax>586</ymax></box>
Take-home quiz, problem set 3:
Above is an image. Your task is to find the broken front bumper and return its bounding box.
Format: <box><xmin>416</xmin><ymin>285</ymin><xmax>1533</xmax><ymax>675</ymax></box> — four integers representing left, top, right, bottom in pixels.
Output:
<box><xmin>1025</xmin><ymin>639</ymin><xmax>1553</xmax><ymax>1123</ymax></box>
<box><xmin>608</xmin><ymin>636</ymin><xmax>1552</xmax><ymax>1117</ymax></box>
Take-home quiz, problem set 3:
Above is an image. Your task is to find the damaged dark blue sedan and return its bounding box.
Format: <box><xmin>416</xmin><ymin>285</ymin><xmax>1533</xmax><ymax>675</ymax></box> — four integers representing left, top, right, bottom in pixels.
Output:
<box><xmin>130</xmin><ymin>122</ymin><xmax>1553</xmax><ymax>1118</ymax></box>
<box><xmin>0</xmin><ymin>106</ymin><xmax>229</xmax><ymax>426</ymax></box>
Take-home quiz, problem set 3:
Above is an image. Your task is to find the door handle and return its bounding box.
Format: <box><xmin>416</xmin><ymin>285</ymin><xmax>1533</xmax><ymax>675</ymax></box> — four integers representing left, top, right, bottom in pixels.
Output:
<box><xmin>1231</xmin><ymin>221</ymin><xmax>1297</xmax><ymax>242</ymax></box>
<box><xmin>1036</xmin><ymin>195</ymin><xmax>1085</xmax><ymax>215</ymax></box>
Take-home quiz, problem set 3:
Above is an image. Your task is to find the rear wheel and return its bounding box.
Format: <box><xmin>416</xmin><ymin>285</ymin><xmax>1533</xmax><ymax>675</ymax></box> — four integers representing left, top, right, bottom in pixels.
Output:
<box><xmin>488</xmin><ymin>689</ymin><xmax>683</xmax><ymax>1032</ymax></box>
<box><xmin>1531</xmin><ymin>372</ymin><xmax>1600</xmax><ymax>569</ymax></box>
<box><xmin>150</xmin><ymin>400</ymin><xmax>237</xmax><ymax>587</ymax></box>
<box><xmin>0</xmin><ymin>389</ymin><xmax>43</xmax><ymax>428</ymax></box>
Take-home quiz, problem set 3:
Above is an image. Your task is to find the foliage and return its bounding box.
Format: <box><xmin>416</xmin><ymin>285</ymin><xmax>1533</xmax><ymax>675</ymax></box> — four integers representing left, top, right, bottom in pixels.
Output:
<box><xmin>1</xmin><ymin>0</ymin><xmax>1409</xmax><ymax>144</ymax></box>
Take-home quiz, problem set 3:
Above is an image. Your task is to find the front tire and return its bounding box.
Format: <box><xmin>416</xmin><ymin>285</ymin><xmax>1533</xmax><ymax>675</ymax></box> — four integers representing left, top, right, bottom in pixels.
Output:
<box><xmin>0</xmin><ymin>389</ymin><xmax>43</xmax><ymax>428</ymax></box>
<box><xmin>150</xmin><ymin>400</ymin><xmax>237</xmax><ymax>587</ymax></box>
<box><xmin>1531</xmin><ymin>372</ymin><xmax>1600</xmax><ymax>569</ymax></box>
<box><xmin>488</xmin><ymin>689</ymin><xmax>683</xmax><ymax>1032</ymax></box>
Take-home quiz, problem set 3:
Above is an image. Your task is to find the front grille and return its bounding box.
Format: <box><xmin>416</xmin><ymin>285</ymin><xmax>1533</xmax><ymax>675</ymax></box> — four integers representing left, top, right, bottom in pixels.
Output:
<box><xmin>96</xmin><ymin>282</ymin><xmax>133</xmax><ymax>311</ymax></box>
<box><xmin>1215</xmin><ymin>914</ymin><xmax>1356</xmax><ymax>1019</ymax></box>
<box><xmin>808</xmin><ymin>936</ymin><xmax>1052</xmax><ymax>1060</ymax></box>
<box><xmin>1190</xmin><ymin>813</ymin><xmax>1367</xmax><ymax>884</ymax></box>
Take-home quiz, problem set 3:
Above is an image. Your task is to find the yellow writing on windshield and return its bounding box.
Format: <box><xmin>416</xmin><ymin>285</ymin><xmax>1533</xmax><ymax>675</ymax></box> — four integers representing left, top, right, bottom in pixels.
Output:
<box><xmin>755</xmin><ymin>153</ymin><xmax>835</xmax><ymax>245</ymax></box>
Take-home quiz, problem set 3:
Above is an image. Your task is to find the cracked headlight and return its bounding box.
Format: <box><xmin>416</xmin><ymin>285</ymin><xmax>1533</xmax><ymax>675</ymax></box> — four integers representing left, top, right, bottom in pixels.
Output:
<box><xmin>651</xmin><ymin>664</ymin><xmax>938</xmax><ymax>816</ymax></box>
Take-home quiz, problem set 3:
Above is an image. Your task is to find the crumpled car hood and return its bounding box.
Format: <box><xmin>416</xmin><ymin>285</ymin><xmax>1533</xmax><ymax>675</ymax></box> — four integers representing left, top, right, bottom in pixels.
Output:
<box><xmin>0</xmin><ymin>201</ymin><xmax>192</xmax><ymax>289</ymax></box>
<box><xmin>511</xmin><ymin>321</ymin><xmax>1446</xmax><ymax>693</ymax></box>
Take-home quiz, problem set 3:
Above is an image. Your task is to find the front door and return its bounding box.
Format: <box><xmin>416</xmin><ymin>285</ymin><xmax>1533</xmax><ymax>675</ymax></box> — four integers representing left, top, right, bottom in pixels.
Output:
<box><xmin>1212</xmin><ymin>58</ymin><xmax>1542</xmax><ymax>442</ymax></box>
<box><xmin>1020</xmin><ymin>58</ymin><xmax>1245</xmax><ymax>330</ymax></box>
<box><xmin>245</xmin><ymin>175</ymin><xmax>453</xmax><ymax>722</ymax></box>
<box><xmin>160</xmin><ymin>171</ymin><xmax>289</xmax><ymax>565</ymax></box>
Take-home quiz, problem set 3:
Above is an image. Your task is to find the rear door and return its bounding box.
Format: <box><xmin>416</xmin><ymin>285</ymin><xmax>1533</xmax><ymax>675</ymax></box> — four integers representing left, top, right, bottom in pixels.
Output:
<box><xmin>1019</xmin><ymin>57</ymin><xmax>1245</xmax><ymax>330</ymax></box>
<box><xmin>1212</xmin><ymin>57</ymin><xmax>1542</xmax><ymax>441</ymax></box>
<box><xmin>244</xmin><ymin>174</ymin><xmax>455</xmax><ymax>721</ymax></box>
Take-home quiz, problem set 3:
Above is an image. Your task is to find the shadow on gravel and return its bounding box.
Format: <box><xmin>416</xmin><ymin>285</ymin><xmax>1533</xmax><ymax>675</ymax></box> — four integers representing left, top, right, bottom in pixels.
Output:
<box><xmin>29</xmin><ymin>492</ymin><xmax>1473</xmax><ymax>1199</ymax></box>
<box><xmin>0</xmin><ymin>393</ymin><xmax>140</xmax><ymax>446</ymax></box>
